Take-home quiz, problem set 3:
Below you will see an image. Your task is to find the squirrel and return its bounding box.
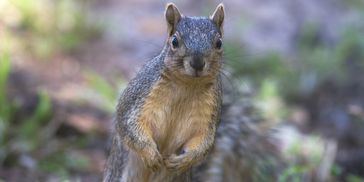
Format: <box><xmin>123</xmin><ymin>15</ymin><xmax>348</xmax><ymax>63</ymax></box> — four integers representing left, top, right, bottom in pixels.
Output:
<box><xmin>103</xmin><ymin>3</ymin><xmax>225</xmax><ymax>182</ymax></box>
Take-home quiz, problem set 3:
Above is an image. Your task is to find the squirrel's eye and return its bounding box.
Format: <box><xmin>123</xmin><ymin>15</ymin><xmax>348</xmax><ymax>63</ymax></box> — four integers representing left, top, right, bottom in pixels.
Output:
<box><xmin>215</xmin><ymin>38</ymin><xmax>222</xmax><ymax>49</ymax></box>
<box><xmin>171</xmin><ymin>35</ymin><xmax>179</xmax><ymax>48</ymax></box>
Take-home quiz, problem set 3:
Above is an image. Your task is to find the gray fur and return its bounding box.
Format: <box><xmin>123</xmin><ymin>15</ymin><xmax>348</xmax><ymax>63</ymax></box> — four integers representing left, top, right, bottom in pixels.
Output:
<box><xmin>116</xmin><ymin>52</ymin><xmax>165</xmax><ymax>144</ymax></box>
<box><xmin>104</xmin><ymin>52</ymin><xmax>166</xmax><ymax>182</ymax></box>
<box><xmin>176</xmin><ymin>17</ymin><xmax>220</xmax><ymax>54</ymax></box>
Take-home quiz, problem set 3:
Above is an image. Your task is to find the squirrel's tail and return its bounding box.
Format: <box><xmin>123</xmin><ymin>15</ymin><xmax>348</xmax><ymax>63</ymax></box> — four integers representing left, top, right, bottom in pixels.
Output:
<box><xmin>103</xmin><ymin>129</ymin><xmax>127</xmax><ymax>182</ymax></box>
<box><xmin>192</xmin><ymin>82</ymin><xmax>284</xmax><ymax>182</ymax></box>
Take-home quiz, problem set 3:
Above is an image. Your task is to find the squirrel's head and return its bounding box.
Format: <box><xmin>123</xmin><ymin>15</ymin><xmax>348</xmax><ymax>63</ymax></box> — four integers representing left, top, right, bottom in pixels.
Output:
<box><xmin>163</xmin><ymin>3</ymin><xmax>224</xmax><ymax>78</ymax></box>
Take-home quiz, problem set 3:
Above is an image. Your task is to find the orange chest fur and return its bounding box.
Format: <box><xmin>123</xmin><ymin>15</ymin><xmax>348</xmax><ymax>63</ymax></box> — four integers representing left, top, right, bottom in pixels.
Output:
<box><xmin>137</xmin><ymin>78</ymin><xmax>217</xmax><ymax>155</ymax></box>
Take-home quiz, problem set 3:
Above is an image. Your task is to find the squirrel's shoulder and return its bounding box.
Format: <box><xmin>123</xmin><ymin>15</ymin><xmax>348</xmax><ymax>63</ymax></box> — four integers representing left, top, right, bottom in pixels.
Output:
<box><xmin>116</xmin><ymin>53</ymin><xmax>166</xmax><ymax>118</ymax></box>
<box><xmin>128</xmin><ymin>53</ymin><xmax>165</xmax><ymax>92</ymax></box>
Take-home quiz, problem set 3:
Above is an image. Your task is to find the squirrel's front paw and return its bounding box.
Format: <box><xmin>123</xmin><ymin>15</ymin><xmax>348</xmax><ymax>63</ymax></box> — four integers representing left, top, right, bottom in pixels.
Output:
<box><xmin>139</xmin><ymin>145</ymin><xmax>163</xmax><ymax>172</ymax></box>
<box><xmin>165</xmin><ymin>151</ymin><xmax>198</xmax><ymax>172</ymax></box>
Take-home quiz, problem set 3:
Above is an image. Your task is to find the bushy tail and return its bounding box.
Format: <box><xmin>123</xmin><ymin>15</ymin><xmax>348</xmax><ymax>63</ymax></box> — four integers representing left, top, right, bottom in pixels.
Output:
<box><xmin>193</xmin><ymin>84</ymin><xmax>284</xmax><ymax>182</ymax></box>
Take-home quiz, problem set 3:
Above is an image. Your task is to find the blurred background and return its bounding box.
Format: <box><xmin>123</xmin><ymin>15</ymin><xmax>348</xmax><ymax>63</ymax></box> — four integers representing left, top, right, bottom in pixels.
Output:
<box><xmin>1</xmin><ymin>0</ymin><xmax>364</xmax><ymax>181</ymax></box>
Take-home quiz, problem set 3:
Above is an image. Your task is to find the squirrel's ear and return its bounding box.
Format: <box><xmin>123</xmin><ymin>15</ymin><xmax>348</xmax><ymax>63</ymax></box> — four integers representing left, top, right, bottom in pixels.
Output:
<box><xmin>165</xmin><ymin>3</ymin><xmax>182</xmax><ymax>36</ymax></box>
<box><xmin>210</xmin><ymin>3</ymin><xmax>225</xmax><ymax>35</ymax></box>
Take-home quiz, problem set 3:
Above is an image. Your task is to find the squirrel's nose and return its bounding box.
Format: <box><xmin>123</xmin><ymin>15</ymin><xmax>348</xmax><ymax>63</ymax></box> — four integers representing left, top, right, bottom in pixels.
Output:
<box><xmin>190</xmin><ymin>56</ymin><xmax>205</xmax><ymax>71</ymax></box>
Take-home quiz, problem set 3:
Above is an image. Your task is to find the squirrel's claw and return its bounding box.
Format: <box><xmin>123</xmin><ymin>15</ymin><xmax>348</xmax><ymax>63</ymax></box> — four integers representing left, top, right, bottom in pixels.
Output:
<box><xmin>165</xmin><ymin>153</ymin><xmax>194</xmax><ymax>172</ymax></box>
<box><xmin>144</xmin><ymin>153</ymin><xmax>163</xmax><ymax>172</ymax></box>
<box><xmin>148</xmin><ymin>156</ymin><xmax>163</xmax><ymax>172</ymax></box>
<box><xmin>140</xmin><ymin>145</ymin><xmax>163</xmax><ymax>172</ymax></box>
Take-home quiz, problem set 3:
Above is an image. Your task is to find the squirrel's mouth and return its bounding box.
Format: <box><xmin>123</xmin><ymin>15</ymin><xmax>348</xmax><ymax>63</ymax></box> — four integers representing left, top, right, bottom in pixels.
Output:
<box><xmin>182</xmin><ymin>64</ymin><xmax>206</xmax><ymax>77</ymax></box>
<box><xmin>193</xmin><ymin>70</ymin><xmax>203</xmax><ymax>77</ymax></box>
<box><xmin>181</xmin><ymin>56</ymin><xmax>208</xmax><ymax>77</ymax></box>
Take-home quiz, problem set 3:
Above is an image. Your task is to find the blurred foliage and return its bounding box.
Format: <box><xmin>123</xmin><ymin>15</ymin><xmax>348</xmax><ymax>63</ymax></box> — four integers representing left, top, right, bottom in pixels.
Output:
<box><xmin>257</xmin><ymin>79</ymin><xmax>286</xmax><ymax>125</ymax></box>
<box><xmin>84</xmin><ymin>71</ymin><xmax>125</xmax><ymax>113</ymax></box>
<box><xmin>0</xmin><ymin>50</ymin><xmax>51</xmax><ymax>161</ymax></box>
<box><xmin>225</xmin><ymin>23</ymin><xmax>364</xmax><ymax>102</ymax></box>
<box><xmin>225</xmin><ymin>18</ymin><xmax>364</xmax><ymax>181</ymax></box>
<box><xmin>279</xmin><ymin>165</ymin><xmax>306</xmax><ymax>182</ymax></box>
<box><xmin>279</xmin><ymin>135</ymin><xmax>324</xmax><ymax>182</ymax></box>
<box><xmin>0</xmin><ymin>0</ymin><xmax>363</xmax><ymax>180</ymax></box>
<box><xmin>0</xmin><ymin>53</ymin><xmax>90</xmax><ymax>178</ymax></box>
<box><xmin>39</xmin><ymin>149</ymin><xmax>90</xmax><ymax>177</ymax></box>
<box><xmin>0</xmin><ymin>50</ymin><xmax>13</xmax><ymax>163</ymax></box>
<box><xmin>0</xmin><ymin>50</ymin><xmax>12</xmax><ymax>125</ymax></box>
<box><xmin>0</xmin><ymin>0</ymin><xmax>99</xmax><ymax>178</ymax></box>
<box><xmin>344</xmin><ymin>0</ymin><xmax>364</xmax><ymax>10</ymax></box>
<box><xmin>347</xmin><ymin>174</ymin><xmax>364</xmax><ymax>182</ymax></box>
<box><xmin>0</xmin><ymin>0</ymin><xmax>101</xmax><ymax>58</ymax></box>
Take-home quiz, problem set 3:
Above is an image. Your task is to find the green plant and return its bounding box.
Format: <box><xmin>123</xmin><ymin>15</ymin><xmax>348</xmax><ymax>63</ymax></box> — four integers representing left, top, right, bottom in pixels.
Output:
<box><xmin>224</xmin><ymin>41</ymin><xmax>286</xmax><ymax>85</ymax></box>
<box><xmin>226</xmin><ymin>23</ymin><xmax>364</xmax><ymax>102</ymax></box>
<box><xmin>16</xmin><ymin>90</ymin><xmax>52</xmax><ymax>152</ymax></box>
<box><xmin>2</xmin><ymin>0</ymin><xmax>101</xmax><ymax>58</ymax></box>
<box><xmin>0</xmin><ymin>50</ymin><xmax>12</xmax><ymax>122</ymax></box>
<box><xmin>0</xmin><ymin>51</ymin><xmax>53</xmax><ymax>163</ymax></box>
<box><xmin>84</xmin><ymin>71</ymin><xmax>125</xmax><ymax>113</ymax></box>
<box><xmin>0</xmin><ymin>50</ymin><xmax>12</xmax><ymax>164</ymax></box>
<box><xmin>0</xmin><ymin>90</ymin><xmax>53</xmax><ymax>163</ymax></box>
<box><xmin>331</xmin><ymin>164</ymin><xmax>343</xmax><ymax>177</ymax></box>
<box><xmin>278</xmin><ymin>165</ymin><xmax>306</xmax><ymax>182</ymax></box>
<box><xmin>39</xmin><ymin>149</ymin><xmax>90</xmax><ymax>177</ymax></box>
<box><xmin>347</xmin><ymin>174</ymin><xmax>364</xmax><ymax>182</ymax></box>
